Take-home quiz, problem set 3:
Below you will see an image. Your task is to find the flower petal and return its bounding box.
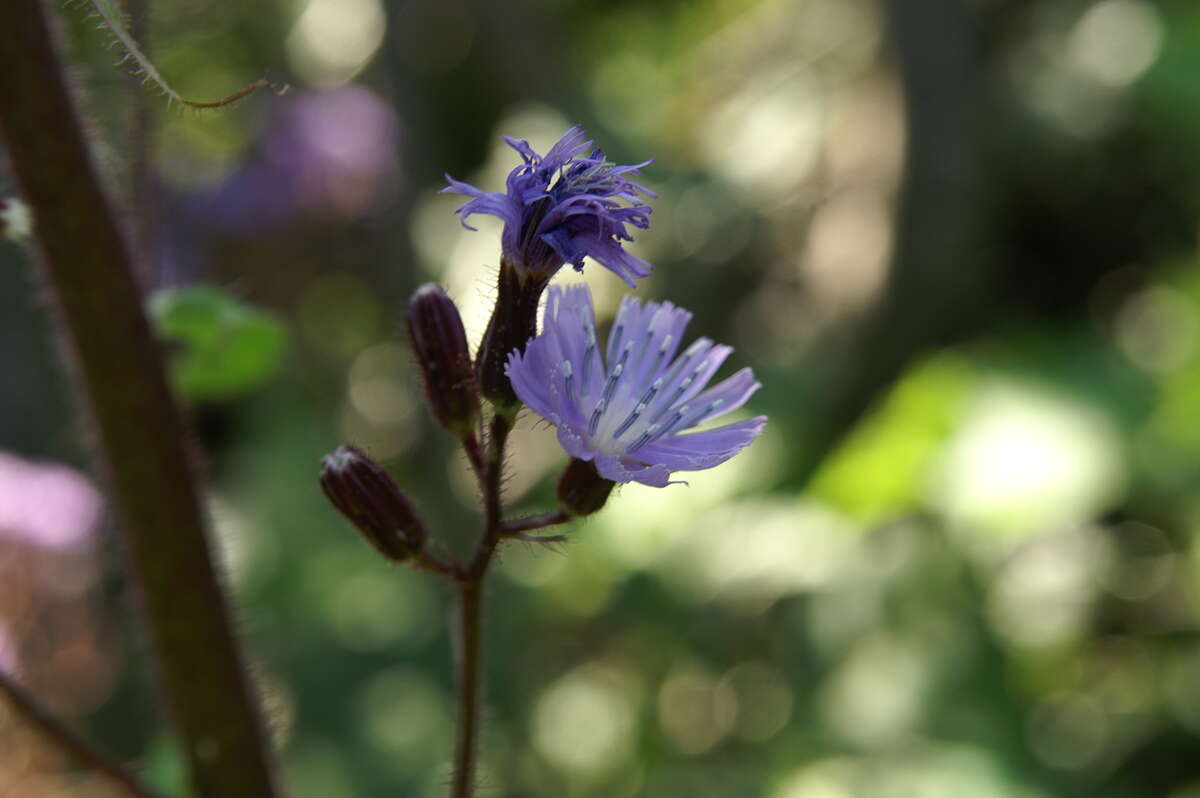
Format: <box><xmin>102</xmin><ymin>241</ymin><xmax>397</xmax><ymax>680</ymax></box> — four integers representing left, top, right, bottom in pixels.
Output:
<box><xmin>594</xmin><ymin>453</ymin><xmax>673</xmax><ymax>487</ymax></box>
<box><xmin>637</xmin><ymin>416</ymin><xmax>767</xmax><ymax>471</ymax></box>
<box><xmin>681</xmin><ymin>368</ymin><xmax>762</xmax><ymax>427</ymax></box>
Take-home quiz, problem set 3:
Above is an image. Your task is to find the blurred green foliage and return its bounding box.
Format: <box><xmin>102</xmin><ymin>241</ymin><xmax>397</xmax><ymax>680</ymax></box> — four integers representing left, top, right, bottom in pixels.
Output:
<box><xmin>2</xmin><ymin>0</ymin><xmax>1200</xmax><ymax>797</ymax></box>
<box><xmin>148</xmin><ymin>284</ymin><xmax>287</xmax><ymax>402</ymax></box>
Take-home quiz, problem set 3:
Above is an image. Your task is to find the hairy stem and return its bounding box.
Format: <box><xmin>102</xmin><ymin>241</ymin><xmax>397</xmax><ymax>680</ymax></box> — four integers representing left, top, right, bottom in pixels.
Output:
<box><xmin>472</xmin><ymin>414</ymin><xmax>513</xmax><ymax>577</ymax></box>
<box><xmin>450</xmin><ymin>412</ymin><xmax>514</xmax><ymax>797</ymax></box>
<box><xmin>125</xmin><ymin>0</ymin><xmax>156</xmax><ymax>281</ymax></box>
<box><xmin>0</xmin><ymin>4</ymin><xmax>279</xmax><ymax>797</ymax></box>
<box><xmin>500</xmin><ymin>509</ymin><xmax>570</xmax><ymax>536</ymax></box>
<box><xmin>0</xmin><ymin>674</ymin><xmax>165</xmax><ymax>798</ymax></box>
<box><xmin>451</xmin><ymin>580</ymin><xmax>484</xmax><ymax>798</ymax></box>
<box><xmin>461</xmin><ymin>432</ymin><xmax>486</xmax><ymax>482</ymax></box>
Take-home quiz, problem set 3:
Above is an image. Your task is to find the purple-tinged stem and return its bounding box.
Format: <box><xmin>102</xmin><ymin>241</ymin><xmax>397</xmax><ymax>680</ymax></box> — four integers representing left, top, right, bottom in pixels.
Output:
<box><xmin>500</xmin><ymin>509</ymin><xmax>570</xmax><ymax>536</ymax></box>
<box><xmin>450</xmin><ymin>578</ymin><xmax>484</xmax><ymax>798</ymax></box>
<box><xmin>450</xmin><ymin>413</ymin><xmax>514</xmax><ymax>797</ymax></box>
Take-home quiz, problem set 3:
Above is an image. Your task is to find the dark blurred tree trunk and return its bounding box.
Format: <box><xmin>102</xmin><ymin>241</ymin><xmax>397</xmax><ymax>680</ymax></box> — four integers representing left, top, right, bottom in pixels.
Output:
<box><xmin>792</xmin><ymin>0</ymin><xmax>992</xmax><ymax>484</ymax></box>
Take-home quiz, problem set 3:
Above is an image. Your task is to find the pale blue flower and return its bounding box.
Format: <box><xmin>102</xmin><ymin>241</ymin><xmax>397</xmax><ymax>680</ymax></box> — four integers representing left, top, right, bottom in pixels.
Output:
<box><xmin>507</xmin><ymin>285</ymin><xmax>766</xmax><ymax>487</ymax></box>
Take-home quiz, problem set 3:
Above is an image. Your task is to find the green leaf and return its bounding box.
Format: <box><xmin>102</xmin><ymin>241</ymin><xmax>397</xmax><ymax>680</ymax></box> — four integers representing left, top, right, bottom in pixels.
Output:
<box><xmin>148</xmin><ymin>284</ymin><xmax>287</xmax><ymax>402</ymax></box>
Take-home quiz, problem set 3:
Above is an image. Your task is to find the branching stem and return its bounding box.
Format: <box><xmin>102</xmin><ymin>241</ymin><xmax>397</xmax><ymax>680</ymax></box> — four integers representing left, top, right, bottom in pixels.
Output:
<box><xmin>448</xmin><ymin>412</ymin><xmax>514</xmax><ymax>797</ymax></box>
<box><xmin>500</xmin><ymin>509</ymin><xmax>570</xmax><ymax>536</ymax></box>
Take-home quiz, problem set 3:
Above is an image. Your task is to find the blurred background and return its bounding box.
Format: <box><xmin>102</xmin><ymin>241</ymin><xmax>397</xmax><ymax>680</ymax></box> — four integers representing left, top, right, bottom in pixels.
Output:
<box><xmin>3</xmin><ymin>0</ymin><xmax>1200</xmax><ymax>795</ymax></box>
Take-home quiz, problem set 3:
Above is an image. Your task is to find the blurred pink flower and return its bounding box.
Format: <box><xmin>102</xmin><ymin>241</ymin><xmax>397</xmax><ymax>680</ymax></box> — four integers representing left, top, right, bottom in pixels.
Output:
<box><xmin>0</xmin><ymin>453</ymin><xmax>102</xmax><ymax>550</ymax></box>
<box><xmin>0</xmin><ymin>619</ymin><xmax>15</xmax><ymax>675</ymax></box>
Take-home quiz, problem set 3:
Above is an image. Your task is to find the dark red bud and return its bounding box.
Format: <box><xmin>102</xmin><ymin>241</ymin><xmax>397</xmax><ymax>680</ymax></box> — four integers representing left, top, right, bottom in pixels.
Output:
<box><xmin>556</xmin><ymin>458</ymin><xmax>615</xmax><ymax>517</ymax></box>
<box><xmin>406</xmin><ymin>284</ymin><xmax>480</xmax><ymax>434</ymax></box>
<box><xmin>320</xmin><ymin>445</ymin><xmax>426</xmax><ymax>561</ymax></box>
<box><xmin>475</xmin><ymin>258</ymin><xmax>548</xmax><ymax>413</ymax></box>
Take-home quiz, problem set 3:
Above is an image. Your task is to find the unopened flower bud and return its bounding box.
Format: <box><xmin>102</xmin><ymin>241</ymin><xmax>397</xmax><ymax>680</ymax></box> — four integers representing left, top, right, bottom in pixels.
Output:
<box><xmin>320</xmin><ymin>445</ymin><xmax>426</xmax><ymax>561</ymax></box>
<box><xmin>476</xmin><ymin>259</ymin><xmax>546</xmax><ymax>411</ymax></box>
<box><xmin>406</xmin><ymin>284</ymin><xmax>480</xmax><ymax>434</ymax></box>
<box><xmin>0</xmin><ymin>198</ymin><xmax>32</xmax><ymax>241</ymax></box>
<box><xmin>556</xmin><ymin>458</ymin><xmax>615</xmax><ymax>517</ymax></box>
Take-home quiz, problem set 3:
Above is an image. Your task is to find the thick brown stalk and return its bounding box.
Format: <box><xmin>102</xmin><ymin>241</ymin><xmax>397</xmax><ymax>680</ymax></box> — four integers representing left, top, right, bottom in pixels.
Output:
<box><xmin>0</xmin><ymin>3</ymin><xmax>280</xmax><ymax>797</ymax></box>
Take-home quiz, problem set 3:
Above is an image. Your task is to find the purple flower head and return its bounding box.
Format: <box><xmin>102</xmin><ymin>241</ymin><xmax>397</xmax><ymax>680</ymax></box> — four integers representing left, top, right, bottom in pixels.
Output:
<box><xmin>507</xmin><ymin>285</ymin><xmax>766</xmax><ymax>487</ymax></box>
<box><xmin>443</xmin><ymin>126</ymin><xmax>656</xmax><ymax>286</ymax></box>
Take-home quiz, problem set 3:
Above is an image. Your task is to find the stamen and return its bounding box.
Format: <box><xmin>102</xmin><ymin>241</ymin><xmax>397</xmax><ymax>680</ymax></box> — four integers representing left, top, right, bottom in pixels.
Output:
<box><xmin>645</xmin><ymin>333</ymin><xmax>673</xmax><ymax>377</ymax></box>
<box><xmin>613</xmin><ymin>402</ymin><xmax>647</xmax><ymax>439</ymax></box>
<box><xmin>563</xmin><ymin>360</ymin><xmax>575</xmax><ymax>404</ymax></box>
<box><xmin>588</xmin><ymin>345</ymin><xmax>633</xmax><ymax>439</ymax></box>
<box><xmin>656</xmin><ymin>358</ymin><xmax>712</xmax><ymax>421</ymax></box>
<box><xmin>628</xmin><ymin>423</ymin><xmax>660</xmax><ymax>452</ymax></box>
<box><xmin>629</xmin><ymin>404</ymin><xmax>689</xmax><ymax>452</ymax></box>
<box><xmin>607</xmin><ymin>297</ymin><xmax>637</xmax><ymax>362</ymax></box>
<box><xmin>682</xmin><ymin>399</ymin><xmax>724</xmax><ymax>429</ymax></box>
<box><xmin>602</xmin><ymin>339</ymin><xmax>628</xmax><ymax>393</ymax></box>
<box><xmin>656</xmin><ymin>375</ymin><xmax>695</xmax><ymax>421</ymax></box>
<box><xmin>581</xmin><ymin>317</ymin><xmax>597</xmax><ymax>385</ymax></box>
<box><xmin>615</xmin><ymin>377</ymin><xmax>664</xmax><ymax>437</ymax></box>
<box><xmin>644</xmin><ymin>307</ymin><xmax>662</xmax><ymax>339</ymax></box>
<box><xmin>588</xmin><ymin>398</ymin><xmax>606</xmax><ymax>436</ymax></box>
<box><xmin>662</xmin><ymin>405</ymin><xmax>689</xmax><ymax>436</ymax></box>
<box><xmin>658</xmin><ymin>339</ymin><xmax>705</xmax><ymax>388</ymax></box>
<box><xmin>612</xmin><ymin>341</ymin><xmax>630</xmax><ymax>383</ymax></box>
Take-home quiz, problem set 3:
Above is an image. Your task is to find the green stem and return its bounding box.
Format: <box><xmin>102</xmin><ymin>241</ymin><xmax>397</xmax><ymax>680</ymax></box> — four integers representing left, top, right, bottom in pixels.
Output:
<box><xmin>0</xmin><ymin>4</ymin><xmax>280</xmax><ymax>797</ymax></box>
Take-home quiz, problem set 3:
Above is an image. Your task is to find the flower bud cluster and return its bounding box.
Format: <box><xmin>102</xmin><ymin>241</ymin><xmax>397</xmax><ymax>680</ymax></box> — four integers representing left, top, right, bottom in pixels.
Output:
<box><xmin>321</xmin><ymin>124</ymin><xmax>764</xmax><ymax>560</ymax></box>
<box><xmin>321</xmin><ymin>282</ymin><xmax>481</xmax><ymax>562</ymax></box>
<box><xmin>315</xmin><ymin>126</ymin><xmax>768</xmax><ymax>790</ymax></box>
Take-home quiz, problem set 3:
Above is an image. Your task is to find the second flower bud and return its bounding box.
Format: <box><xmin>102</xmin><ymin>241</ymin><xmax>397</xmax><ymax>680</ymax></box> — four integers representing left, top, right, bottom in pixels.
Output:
<box><xmin>406</xmin><ymin>284</ymin><xmax>480</xmax><ymax>436</ymax></box>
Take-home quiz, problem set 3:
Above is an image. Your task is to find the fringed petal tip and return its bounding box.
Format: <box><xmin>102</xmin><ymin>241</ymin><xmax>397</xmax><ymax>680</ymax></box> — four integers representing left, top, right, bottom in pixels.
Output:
<box><xmin>451</xmin><ymin>126</ymin><xmax>656</xmax><ymax>285</ymax></box>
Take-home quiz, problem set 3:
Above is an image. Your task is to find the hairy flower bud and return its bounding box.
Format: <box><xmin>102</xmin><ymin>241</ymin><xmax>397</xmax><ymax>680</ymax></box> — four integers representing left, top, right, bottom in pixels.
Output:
<box><xmin>407</xmin><ymin>284</ymin><xmax>480</xmax><ymax>434</ymax></box>
<box><xmin>556</xmin><ymin>458</ymin><xmax>615</xmax><ymax>517</ymax></box>
<box><xmin>320</xmin><ymin>445</ymin><xmax>426</xmax><ymax>561</ymax></box>
<box><xmin>475</xmin><ymin>260</ymin><xmax>545</xmax><ymax>411</ymax></box>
